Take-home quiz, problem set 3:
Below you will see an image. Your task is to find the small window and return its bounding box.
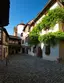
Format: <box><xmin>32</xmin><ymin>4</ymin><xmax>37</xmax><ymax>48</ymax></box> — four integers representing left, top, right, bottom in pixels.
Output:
<box><xmin>29</xmin><ymin>47</ymin><xmax>31</xmax><ymax>51</ymax></box>
<box><xmin>33</xmin><ymin>45</ymin><xmax>36</xmax><ymax>53</ymax></box>
<box><xmin>18</xmin><ymin>41</ymin><xmax>21</xmax><ymax>44</ymax></box>
<box><xmin>45</xmin><ymin>44</ymin><xmax>50</xmax><ymax>55</ymax></box>
<box><xmin>22</xmin><ymin>40</ymin><xmax>24</xmax><ymax>44</ymax></box>
<box><xmin>25</xmin><ymin>37</ymin><xmax>29</xmax><ymax>43</ymax></box>
<box><xmin>21</xmin><ymin>33</ymin><xmax>23</xmax><ymax>37</ymax></box>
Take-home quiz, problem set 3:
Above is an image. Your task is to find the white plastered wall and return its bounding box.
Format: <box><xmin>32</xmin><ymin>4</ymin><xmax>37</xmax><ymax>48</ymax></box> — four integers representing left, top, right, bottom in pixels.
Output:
<box><xmin>28</xmin><ymin>2</ymin><xmax>61</xmax><ymax>58</ymax></box>
<box><xmin>40</xmin><ymin>2</ymin><xmax>60</xmax><ymax>61</ymax></box>
<box><xmin>17</xmin><ymin>25</ymin><xmax>25</xmax><ymax>37</ymax></box>
<box><xmin>42</xmin><ymin>44</ymin><xmax>59</xmax><ymax>61</ymax></box>
<box><xmin>28</xmin><ymin>46</ymin><xmax>35</xmax><ymax>56</ymax></box>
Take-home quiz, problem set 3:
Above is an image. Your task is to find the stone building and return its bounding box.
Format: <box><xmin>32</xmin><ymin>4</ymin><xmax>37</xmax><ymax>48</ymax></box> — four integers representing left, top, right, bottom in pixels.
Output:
<box><xmin>8</xmin><ymin>35</ymin><xmax>21</xmax><ymax>55</ymax></box>
<box><xmin>0</xmin><ymin>28</ymin><xmax>21</xmax><ymax>60</ymax></box>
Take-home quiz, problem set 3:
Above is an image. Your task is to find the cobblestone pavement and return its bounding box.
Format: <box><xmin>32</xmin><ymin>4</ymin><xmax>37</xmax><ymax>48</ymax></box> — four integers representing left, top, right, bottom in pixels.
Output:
<box><xmin>0</xmin><ymin>54</ymin><xmax>64</xmax><ymax>83</ymax></box>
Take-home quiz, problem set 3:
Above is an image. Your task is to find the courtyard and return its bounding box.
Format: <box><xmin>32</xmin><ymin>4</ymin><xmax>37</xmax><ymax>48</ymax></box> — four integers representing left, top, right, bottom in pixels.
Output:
<box><xmin>0</xmin><ymin>54</ymin><xmax>64</xmax><ymax>83</ymax></box>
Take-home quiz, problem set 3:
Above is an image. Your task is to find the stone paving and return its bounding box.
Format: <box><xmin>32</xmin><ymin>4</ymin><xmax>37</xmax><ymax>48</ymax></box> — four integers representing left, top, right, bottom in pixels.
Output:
<box><xmin>0</xmin><ymin>54</ymin><xmax>64</xmax><ymax>83</ymax></box>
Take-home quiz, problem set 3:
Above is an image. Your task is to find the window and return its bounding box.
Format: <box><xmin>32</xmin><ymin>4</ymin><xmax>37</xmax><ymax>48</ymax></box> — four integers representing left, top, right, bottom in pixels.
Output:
<box><xmin>9</xmin><ymin>40</ymin><xmax>12</xmax><ymax>43</ymax></box>
<box><xmin>18</xmin><ymin>41</ymin><xmax>21</xmax><ymax>44</ymax></box>
<box><xmin>15</xmin><ymin>41</ymin><xmax>18</xmax><ymax>44</ymax></box>
<box><xmin>29</xmin><ymin>47</ymin><xmax>31</xmax><ymax>51</ymax></box>
<box><xmin>22</xmin><ymin>40</ymin><xmax>24</xmax><ymax>44</ymax></box>
<box><xmin>0</xmin><ymin>30</ymin><xmax>1</xmax><ymax>39</ymax></box>
<box><xmin>5</xmin><ymin>34</ymin><xmax>8</xmax><ymax>42</ymax></box>
<box><xmin>45</xmin><ymin>45</ymin><xmax>50</xmax><ymax>55</ymax></box>
<box><xmin>33</xmin><ymin>45</ymin><xmax>36</xmax><ymax>53</ymax></box>
<box><xmin>25</xmin><ymin>37</ymin><xmax>29</xmax><ymax>43</ymax></box>
<box><xmin>21</xmin><ymin>33</ymin><xmax>23</xmax><ymax>37</ymax></box>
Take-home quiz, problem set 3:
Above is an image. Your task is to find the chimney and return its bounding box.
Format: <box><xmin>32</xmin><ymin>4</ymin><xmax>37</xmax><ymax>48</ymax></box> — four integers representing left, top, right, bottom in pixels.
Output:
<box><xmin>14</xmin><ymin>27</ymin><xmax>17</xmax><ymax>36</ymax></box>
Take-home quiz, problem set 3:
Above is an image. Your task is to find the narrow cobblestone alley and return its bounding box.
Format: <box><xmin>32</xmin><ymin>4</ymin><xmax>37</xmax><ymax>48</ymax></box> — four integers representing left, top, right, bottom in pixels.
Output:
<box><xmin>0</xmin><ymin>54</ymin><xmax>64</xmax><ymax>83</ymax></box>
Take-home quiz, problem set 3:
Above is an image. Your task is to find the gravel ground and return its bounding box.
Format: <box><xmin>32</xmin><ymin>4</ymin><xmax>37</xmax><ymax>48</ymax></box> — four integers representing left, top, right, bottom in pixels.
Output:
<box><xmin>0</xmin><ymin>54</ymin><xmax>64</xmax><ymax>83</ymax></box>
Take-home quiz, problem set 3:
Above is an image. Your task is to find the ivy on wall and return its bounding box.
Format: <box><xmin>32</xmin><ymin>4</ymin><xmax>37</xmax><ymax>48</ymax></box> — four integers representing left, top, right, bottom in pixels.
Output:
<box><xmin>39</xmin><ymin>32</ymin><xmax>57</xmax><ymax>46</ymax></box>
<box><xmin>28</xmin><ymin>27</ymin><xmax>39</xmax><ymax>45</ymax></box>
<box><xmin>39</xmin><ymin>31</ymin><xmax>64</xmax><ymax>46</ymax></box>
<box><xmin>29</xmin><ymin>7</ymin><xmax>64</xmax><ymax>45</ymax></box>
<box><xmin>60</xmin><ymin>0</ymin><xmax>64</xmax><ymax>3</ymax></box>
<box><xmin>39</xmin><ymin>7</ymin><xmax>64</xmax><ymax>30</ymax></box>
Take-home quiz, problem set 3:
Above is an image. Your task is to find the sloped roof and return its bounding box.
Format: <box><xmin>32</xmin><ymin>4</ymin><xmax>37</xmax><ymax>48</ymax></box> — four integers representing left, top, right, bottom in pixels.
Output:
<box><xmin>0</xmin><ymin>28</ymin><xmax>9</xmax><ymax>37</ymax></box>
<box><xmin>30</xmin><ymin>0</ymin><xmax>63</xmax><ymax>26</ymax></box>
<box><xmin>23</xmin><ymin>19</ymin><xmax>34</xmax><ymax>31</ymax></box>
<box><xmin>16</xmin><ymin>23</ymin><xmax>25</xmax><ymax>28</ymax></box>
<box><xmin>17</xmin><ymin>23</ymin><xmax>25</xmax><ymax>26</ymax></box>
<box><xmin>23</xmin><ymin>0</ymin><xmax>64</xmax><ymax>31</ymax></box>
<box><xmin>9</xmin><ymin>35</ymin><xmax>21</xmax><ymax>40</ymax></box>
<box><xmin>0</xmin><ymin>27</ymin><xmax>21</xmax><ymax>40</ymax></box>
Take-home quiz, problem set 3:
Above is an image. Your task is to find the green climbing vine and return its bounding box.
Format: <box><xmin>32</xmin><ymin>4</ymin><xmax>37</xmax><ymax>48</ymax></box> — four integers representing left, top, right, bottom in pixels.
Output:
<box><xmin>29</xmin><ymin>7</ymin><xmax>64</xmax><ymax>45</ymax></box>
<box><xmin>28</xmin><ymin>27</ymin><xmax>40</xmax><ymax>45</ymax></box>
<box><xmin>39</xmin><ymin>31</ymin><xmax>64</xmax><ymax>46</ymax></box>
<box><xmin>39</xmin><ymin>7</ymin><xmax>64</xmax><ymax>30</ymax></box>
<box><xmin>60</xmin><ymin>0</ymin><xmax>64</xmax><ymax>3</ymax></box>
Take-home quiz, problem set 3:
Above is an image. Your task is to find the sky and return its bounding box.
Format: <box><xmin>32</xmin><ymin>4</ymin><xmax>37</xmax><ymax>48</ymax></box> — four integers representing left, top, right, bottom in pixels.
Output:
<box><xmin>5</xmin><ymin>0</ymin><xmax>48</xmax><ymax>35</ymax></box>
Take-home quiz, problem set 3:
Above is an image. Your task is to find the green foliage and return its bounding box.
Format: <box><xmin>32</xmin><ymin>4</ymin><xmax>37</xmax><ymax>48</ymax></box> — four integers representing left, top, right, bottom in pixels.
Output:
<box><xmin>40</xmin><ymin>16</ymin><xmax>51</xmax><ymax>30</ymax></box>
<box><xmin>55</xmin><ymin>31</ymin><xmax>64</xmax><ymax>40</ymax></box>
<box><xmin>39</xmin><ymin>31</ymin><xmax>64</xmax><ymax>46</ymax></box>
<box><xmin>29</xmin><ymin>7</ymin><xmax>64</xmax><ymax>46</ymax></box>
<box><xmin>28</xmin><ymin>27</ymin><xmax>40</xmax><ymax>45</ymax></box>
<box><xmin>37</xmin><ymin>7</ymin><xmax>64</xmax><ymax>30</ymax></box>
<box><xmin>39</xmin><ymin>32</ymin><xmax>57</xmax><ymax>46</ymax></box>
<box><xmin>60</xmin><ymin>0</ymin><xmax>64</xmax><ymax>3</ymax></box>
